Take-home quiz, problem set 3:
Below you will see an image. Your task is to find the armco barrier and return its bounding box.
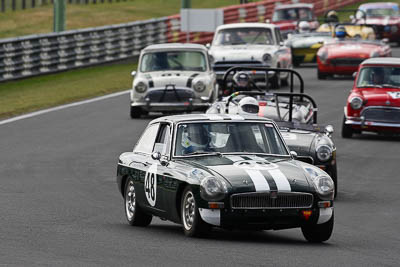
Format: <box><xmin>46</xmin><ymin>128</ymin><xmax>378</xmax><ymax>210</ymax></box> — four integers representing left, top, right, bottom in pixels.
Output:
<box><xmin>1</xmin><ymin>0</ymin><xmax>364</xmax><ymax>82</ymax></box>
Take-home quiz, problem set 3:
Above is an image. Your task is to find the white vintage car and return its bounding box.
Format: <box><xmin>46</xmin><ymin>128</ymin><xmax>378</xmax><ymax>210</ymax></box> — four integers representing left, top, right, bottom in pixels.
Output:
<box><xmin>130</xmin><ymin>43</ymin><xmax>217</xmax><ymax>118</ymax></box>
<box><xmin>208</xmin><ymin>23</ymin><xmax>292</xmax><ymax>88</ymax></box>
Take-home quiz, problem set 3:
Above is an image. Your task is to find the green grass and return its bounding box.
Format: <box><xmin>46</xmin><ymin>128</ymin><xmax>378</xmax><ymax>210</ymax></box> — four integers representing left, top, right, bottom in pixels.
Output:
<box><xmin>0</xmin><ymin>0</ymin><xmax>253</xmax><ymax>39</ymax></box>
<box><xmin>0</xmin><ymin>62</ymin><xmax>136</xmax><ymax>118</ymax></box>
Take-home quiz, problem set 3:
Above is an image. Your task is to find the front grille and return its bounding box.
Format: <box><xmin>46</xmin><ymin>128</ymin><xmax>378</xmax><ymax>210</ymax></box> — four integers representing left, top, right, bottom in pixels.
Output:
<box><xmin>330</xmin><ymin>58</ymin><xmax>364</xmax><ymax>66</ymax></box>
<box><xmin>362</xmin><ymin>107</ymin><xmax>400</xmax><ymax>123</ymax></box>
<box><xmin>145</xmin><ymin>89</ymin><xmax>195</xmax><ymax>103</ymax></box>
<box><xmin>230</xmin><ymin>192</ymin><xmax>313</xmax><ymax>209</ymax></box>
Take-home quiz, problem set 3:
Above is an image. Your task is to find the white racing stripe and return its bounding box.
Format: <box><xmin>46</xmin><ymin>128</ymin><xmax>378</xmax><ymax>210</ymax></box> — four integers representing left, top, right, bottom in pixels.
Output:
<box><xmin>268</xmin><ymin>169</ymin><xmax>291</xmax><ymax>192</ymax></box>
<box><xmin>246</xmin><ymin>169</ymin><xmax>270</xmax><ymax>191</ymax></box>
<box><xmin>225</xmin><ymin>155</ymin><xmax>244</xmax><ymax>162</ymax></box>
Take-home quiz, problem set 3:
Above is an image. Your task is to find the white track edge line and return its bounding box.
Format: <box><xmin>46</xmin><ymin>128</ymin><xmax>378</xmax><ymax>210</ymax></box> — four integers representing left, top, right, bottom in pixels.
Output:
<box><xmin>0</xmin><ymin>90</ymin><xmax>130</xmax><ymax>126</ymax></box>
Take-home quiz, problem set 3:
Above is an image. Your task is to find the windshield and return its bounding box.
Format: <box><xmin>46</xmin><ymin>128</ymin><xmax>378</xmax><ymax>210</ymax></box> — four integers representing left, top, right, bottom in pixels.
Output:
<box><xmin>364</xmin><ymin>7</ymin><xmax>399</xmax><ymax>17</ymax></box>
<box><xmin>272</xmin><ymin>8</ymin><xmax>313</xmax><ymax>22</ymax></box>
<box><xmin>174</xmin><ymin>122</ymin><xmax>289</xmax><ymax>156</ymax></box>
<box><xmin>357</xmin><ymin>66</ymin><xmax>400</xmax><ymax>88</ymax></box>
<box><xmin>213</xmin><ymin>28</ymin><xmax>274</xmax><ymax>45</ymax></box>
<box><xmin>140</xmin><ymin>51</ymin><xmax>207</xmax><ymax>72</ymax></box>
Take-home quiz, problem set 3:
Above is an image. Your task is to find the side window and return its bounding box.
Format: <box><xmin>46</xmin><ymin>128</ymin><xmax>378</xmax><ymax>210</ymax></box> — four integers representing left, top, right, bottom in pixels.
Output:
<box><xmin>153</xmin><ymin>124</ymin><xmax>171</xmax><ymax>156</ymax></box>
<box><xmin>274</xmin><ymin>28</ymin><xmax>283</xmax><ymax>44</ymax></box>
<box><xmin>134</xmin><ymin>123</ymin><xmax>160</xmax><ymax>154</ymax></box>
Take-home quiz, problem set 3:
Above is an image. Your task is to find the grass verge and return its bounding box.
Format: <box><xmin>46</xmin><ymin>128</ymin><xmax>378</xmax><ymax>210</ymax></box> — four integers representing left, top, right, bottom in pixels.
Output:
<box><xmin>0</xmin><ymin>62</ymin><xmax>136</xmax><ymax>119</ymax></box>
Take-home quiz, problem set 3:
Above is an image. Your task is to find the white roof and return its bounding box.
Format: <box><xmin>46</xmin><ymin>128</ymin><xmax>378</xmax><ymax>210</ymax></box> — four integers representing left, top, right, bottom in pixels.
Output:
<box><xmin>274</xmin><ymin>3</ymin><xmax>313</xmax><ymax>10</ymax></box>
<box><xmin>361</xmin><ymin>57</ymin><xmax>400</xmax><ymax>66</ymax></box>
<box><xmin>143</xmin><ymin>43</ymin><xmax>207</xmax><ymax>52</ymax></box>
<box><xmin>216</xmin><ymin>23</ymin><xmax>277</xmax><ymax>31</ymax></box>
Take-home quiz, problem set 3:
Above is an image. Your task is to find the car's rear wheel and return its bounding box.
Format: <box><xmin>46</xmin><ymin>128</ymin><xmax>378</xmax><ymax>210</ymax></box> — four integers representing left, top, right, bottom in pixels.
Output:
<box><xmin>301</xmin><ymin>212</ymin><xmax>334</xmax><ymax>243</ymax></box>
<box><xmin>341</xmin><ymin>116</ymin><xmax>353</xmax><ymax>138</ymax></box>
<box><xmin>124</xmin><ymin>178</ymin><xmax>152</xmax><ymax>226</ymax></box>
<box><xmin>181</xmin><ymin>186</ymin><xmax>210</xmax><ymax>237</ymax></box>
<box><xmin>317</xmin><ymin>69</ymin><xmax>328</xmax><ymax>80</ymax></box>
<box><xmin>130</xmin><ymin>106</ymin><xmax>142</xmax><ymax>119</ymax></box>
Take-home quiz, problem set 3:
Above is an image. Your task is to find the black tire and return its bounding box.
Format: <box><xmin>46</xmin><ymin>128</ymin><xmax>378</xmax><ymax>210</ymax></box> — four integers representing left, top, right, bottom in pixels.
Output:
<box><xmin>317</xmin><ymin>69</ymin><xmax>328</xmax><ymax>80</ymax></box>
<box><xmin>301</xmin><ymin>211</ymin><xmax>334</xmax><ymax>243</ymax></box>
<box><xmin>130</xmin><ymin>106</ymin><xmax>142</xmax><ymax>119</ymax></box>
<box><xmin>270</xmin><ymin>73</ymin><xmax>281</xmax><ymax>89</ymax></box>
<box><xmin>341</xmin><ymin>116</ymin><xmax>353</xmax><ymax>138</ymax></box>
<box><xmin>124</xmin><ymin>178</ymin><xmax>152</xmax><ymax>226</ymax></box>
<box><xmin>181</xmin><ymin>186</ymin><xmax>210</xmax><ymax>237</ymax></box>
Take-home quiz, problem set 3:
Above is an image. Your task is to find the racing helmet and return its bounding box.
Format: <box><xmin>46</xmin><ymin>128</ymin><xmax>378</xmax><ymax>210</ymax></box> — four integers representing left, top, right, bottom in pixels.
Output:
<box><xmin>298</xmin><ymin>21</ymin><xmax>311</xmax><ymax>33</ymax></box>
<box><xmin>335</xmin><ymin>25</ymin><xmax>347</xmax><ymax>38</ymax></box>
<box><xmin>326</xmin><ymin>10</ymin><xmax>339</xmax><ymax>23</ymax></box>
<box><xmin>233</xmin><ymin>71</ymin><xmax>250</xmax><ymax>88</ymax></box>
<box><xmin>182</xmin><ymin>124</ymin><xmax>210</xmax><ymax>149</ymax></box>
<box><xmin>238</xmin><ymin>97</ymin><xmax>259</xmax><ymax>115</ymax></box>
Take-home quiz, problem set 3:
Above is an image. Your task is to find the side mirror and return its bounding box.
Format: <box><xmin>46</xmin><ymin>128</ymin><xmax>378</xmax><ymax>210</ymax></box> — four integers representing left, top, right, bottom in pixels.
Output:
<box><xmin>352</xmin><ymin>72</ymin><xmax>357</xmax><ymax>79</ymax></box>
<box><xmin>151</xmin><ymin>151</ymin><xmax>161</xmax><ymax>160</ymax></box>
<box><xmin>324</xmin><ymin>125</ymin><xmax>334</xmax><ymax>137</ymax></box>
<box><xmin>290</xmin><ymin>151</ymin><xmax>298</xmax><ymax>159</ymax></box>
<box><xmin>382</xmin><ymin>38</ymin><xmax>389</xmax><ymax>44</ymax></box>
<box><xmin>131</xmin><ymin>71</ymin><xmax>137</xmax><ymax>78</ymax></box>
<box><xmin>205</xmin><ymin>43</ymin><xmax>211</xmax><ymax>49</ymax></box>
<box><xmin>265</xmin><ymin>19</ymin><xmax>271</xmax><ymax>23</ymax></box>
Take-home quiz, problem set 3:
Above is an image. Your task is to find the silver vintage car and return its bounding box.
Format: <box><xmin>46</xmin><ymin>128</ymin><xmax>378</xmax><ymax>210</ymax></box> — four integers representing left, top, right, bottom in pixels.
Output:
<box><xmin>130</xmin><ymin>43</ymin><xmax>217</xmax><ymax>118</ymax></box>
<box><xmin>208</xmin><ymin>23</ymin><xmax>292</xmax><ymax>88</ymax></box>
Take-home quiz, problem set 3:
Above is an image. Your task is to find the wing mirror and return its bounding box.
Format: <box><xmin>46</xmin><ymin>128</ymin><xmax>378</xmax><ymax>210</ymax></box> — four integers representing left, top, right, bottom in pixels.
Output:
<box><xmin>205</xmin><ymin>43</ymin><xmax>211</xmax><ymax>49</ymax></box>
<box><xmin>131</xmin><ymin>70</ymin><xmax>137</xmax><ymax>78</ymax></box>
<box><xmin>324</xmin><ymin>125</ymin><xmax>334</xmax><ymax>137</ymax></box>
<box><xmin>352</xmin><ymin>72</ymin><xmax>357</xmax><ymax>79</ymax></box>
<box><xmin>151</xmin><ymin>151</ymin><xmax>168</xmax><ymax>166</ymax></box>
<box><xmin>290</xmin><ymin>151</ymin><xmax>298</xmax><ymax>159</ymax></box>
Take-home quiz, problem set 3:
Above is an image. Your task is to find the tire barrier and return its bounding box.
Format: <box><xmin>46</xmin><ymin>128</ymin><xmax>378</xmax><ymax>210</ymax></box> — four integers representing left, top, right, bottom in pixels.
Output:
<box><xmin>0</xmin><ymin>0</ymin><xmax>364</xmax><ymax>82</ymax></box>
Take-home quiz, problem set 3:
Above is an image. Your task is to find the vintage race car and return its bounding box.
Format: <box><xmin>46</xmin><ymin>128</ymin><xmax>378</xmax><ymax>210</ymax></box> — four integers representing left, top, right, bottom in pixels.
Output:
<box><xmin>356</xmin><ymin>2</ymin><xmax>400</xmax><ymax>43</ymax></box>
<box><xmin>285</xmin><ymin>32</ymin><xmax>333</xmax><ymax>66</ymax></box>
<box><xmin>342</xmin><ymin>57</ymin><xmax>400</xmax><ymax>137</ymax></box>
<box><xmin>208</xmin><ymin>23</ymin><xmax>292</xmax><ymax>88</ymax></box>
<box><xmin>129</xmin><ymin>43</ymin><xmax>217</xmax><ymax>118</ymax></box>
<box><xmin>117</xmin><ymin>114</ymin><xmax>335</xmax><ymax>242</ymax></box>
<box><xmin>207</xmin><ymin>67</ymin><xmax>338</xmax><ymax>196</ymax></box>
<box><xmin>317</xmin><ymin>10</ymin><xmax>376</xmax><ymax>40</ymax></box>
<box><xmin>271</xmin><ymin>3</ymin><xmax>319</xmax><ymax>38</ymax></box>
<box><xmin>316</xmin><ymin>36</ymin><xmax>391</xmax><ymax>79</ymax></box>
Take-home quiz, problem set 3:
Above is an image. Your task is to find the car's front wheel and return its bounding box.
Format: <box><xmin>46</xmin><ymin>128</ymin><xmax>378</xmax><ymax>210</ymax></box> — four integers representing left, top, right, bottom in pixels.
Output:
<box><xmin>124</xmin><ymin>178</ymin><xmax>152</xmax><ymax>226</ymax></box>
<box><xmin>301</xmin><ymin>212</ymin><xmax>334</xmax><ymax>243</ymax></box>
<box><xmin>181</xmin><ymin>186</ymin><xmax>210</xmax><ymax>237</ymax></box>
<box><xmin>341</xmin><ymin>116</ymin><xmax>353</xmax><ymax>138</ymax></box>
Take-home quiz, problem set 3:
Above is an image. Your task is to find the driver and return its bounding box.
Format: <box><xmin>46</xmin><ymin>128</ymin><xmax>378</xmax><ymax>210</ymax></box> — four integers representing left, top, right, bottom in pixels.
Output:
<box><xmin>326</xmin><ymin>10</ymin><xmax>339</xmax><ymax>23</ymax></box>
<box><xmin>229</xmin><ymin>96</ymin><xmax>260</xmax><ymax>115</ymax></box>
<box><xmin>370</xmin><ymin>67</ymin><xmax>385</xmax><ymax>85</ymax></box>
<box><xmin>298</xmin><ymin>21</ymin><xmax>311</xmax><ymax>33</ymax></box>
<box><xmin>181</xmin><ymin>124</ymin><xmax>211</xmax><ymax>154</ymax></box>
<box><xmin>335</xmin><ymin>25</ymin><xmax>348</xmax><ymax>40</ymax></box>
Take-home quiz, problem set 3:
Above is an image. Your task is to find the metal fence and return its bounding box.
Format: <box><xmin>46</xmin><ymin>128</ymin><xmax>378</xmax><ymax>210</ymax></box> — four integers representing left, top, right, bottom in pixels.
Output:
<box><xmin>0</xmin><ymin>0</ymin><xmax>131</xmax><ymax>12</ymax></box>
<box><xmin>0</xmin><ymin>0</ymin><xmax>365</xmax><ymax>82</ymax></box>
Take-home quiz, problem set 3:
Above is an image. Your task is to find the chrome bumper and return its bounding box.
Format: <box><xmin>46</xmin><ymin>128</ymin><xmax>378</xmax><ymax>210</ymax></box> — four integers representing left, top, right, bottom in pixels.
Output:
<box><xmin>131</xmin><ymin>101</ymin><xmax>210</xmax><ymax>112</ymax></box>
<box><xmin>345</xmin><ymin>119</ymin><xmax>400</xmax><ymax>128</ymax></box>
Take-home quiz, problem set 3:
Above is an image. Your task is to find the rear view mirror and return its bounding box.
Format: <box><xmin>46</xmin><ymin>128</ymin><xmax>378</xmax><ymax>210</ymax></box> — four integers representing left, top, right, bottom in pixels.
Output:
<box><xmin>352</xmin><ymin>72</ymin><xmax>357</xmax><ymax>79</ymax></box>
<box><xmin>131</xmin><ymin>71</ymin><xmax>137</xmax><ymax>77</ymax></box>
<box><xmin>205</xmin><ymin>43</ymin><xmax>211</xmax><ymax>49</ymax></box>
<box><xmin>151</xmin><ymin>152</ymin><xmax>161</xmax><ymax>160</ymax></box>
<box><xmin>325</xmin><ymin>125</ymin><xmax>334</xmax><ymax>137</ymax></box>
<box><xmin>290</xmin><ymin>151</ymin><xmax>298</xmax><ymax>159</ymax></box>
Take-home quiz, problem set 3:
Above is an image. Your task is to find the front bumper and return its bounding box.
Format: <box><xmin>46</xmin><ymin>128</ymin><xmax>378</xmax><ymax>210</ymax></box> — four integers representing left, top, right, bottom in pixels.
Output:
<box><xmin>131</xmin><ymin>101</ymin><xmax>210</xmax><ymax>112</ymax></box>
<box><xmin>345</xmin><ymin>117</ymin><xmax>400</xmax><ymax>132</ymax></box>
<box><xmin>318</xmin><ymin>62</ymin><xmax>360</xmax><ymax>75</ymax></box>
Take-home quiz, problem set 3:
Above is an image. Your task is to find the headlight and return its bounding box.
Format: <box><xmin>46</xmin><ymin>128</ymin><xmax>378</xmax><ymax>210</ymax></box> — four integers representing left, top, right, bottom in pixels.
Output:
<box><xmin>316</xmin><ymin>145</ymin><xmax>333</xmax><ymax>162</ymax></box>
<box><xmin>200</xmin><ymin>176</ymin><xmax>228</xmax><ymax>201</ymax></box>
<box><xmin>350</xmin><ymin>96</ymin><xmax>363</xmax><ymax>110</ymax></box>
<box><xmin>193</xmin><ymin>81</ymin><xmax>206</xmax><ymax>92</ymax></box>
<box><xmin>135</xmin><ymin>82</ymin><xmax>147</xmax><ymax>93</ymax></box>
<box><xmin>370</xmin><ymin>51</ymin><xmax>380</xmax><ymax>58</ymax></box>
<box><xmin>313</xmin><ymin>175</ymin><xmax>334</xmax><ymax>197</ymax></box>
<box><xmin>317</xmin><ymin>49</ymin><xmax>328</xmax><ymax>64</ymax></box>
<box><xmin>263</xmin><ymin>54</ymin><xmax>272</xmax><ymax>63</ymax></box>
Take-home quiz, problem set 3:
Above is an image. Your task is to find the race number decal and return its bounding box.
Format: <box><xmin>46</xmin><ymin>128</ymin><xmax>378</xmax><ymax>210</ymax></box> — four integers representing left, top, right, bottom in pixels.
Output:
<box><xmin>144</xmin><ymin>164</ymin><xmax>157</xmax><ymax>207</ymax></box>
<box><xmin>388</xmin><ymin>92</ymin><xmax>400</xmax><ymax>99</ymax></box>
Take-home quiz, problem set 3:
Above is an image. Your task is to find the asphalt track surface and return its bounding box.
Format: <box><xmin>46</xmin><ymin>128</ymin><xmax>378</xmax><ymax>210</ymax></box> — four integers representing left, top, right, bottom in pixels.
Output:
<box><xmin>1</xmin><ymin>50</ymin><xmax>400</xmax><ymax>266</ymax></box>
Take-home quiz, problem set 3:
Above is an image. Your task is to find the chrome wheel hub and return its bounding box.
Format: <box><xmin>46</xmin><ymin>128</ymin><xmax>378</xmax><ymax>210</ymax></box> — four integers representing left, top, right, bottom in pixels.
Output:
<box><xmin>125</xmin><ymin>181</ymin><xmax>136</xmax><ymax>220</ymax></box>
<box><xmin>183</xmin><ymin>192</ymin><xmax>195</xmax><ymax>230</ymax></box>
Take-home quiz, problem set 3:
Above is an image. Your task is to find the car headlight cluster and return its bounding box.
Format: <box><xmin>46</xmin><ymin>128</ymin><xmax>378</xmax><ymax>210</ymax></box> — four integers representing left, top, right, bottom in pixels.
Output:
<box><xmin>200</xmin><ymin>176</ymin><xmax>228</xmax><ymax>201</ymax></box>
<box><xmin>350</xmin><ymin>96</ymin><xmax>363</xmax><ymax>110</ymax></box>
<box><xmin>193</xmin><ymin>81</ymin><xmax>206</xmax><ymax>92</ymax></box>
<box><xmin>135</xmin><ymin>82</ymin><xmax>147</xmax><ymax>93</ymax></box>
<box><xmin>316</xmin><ymin>145</ymin><xmax>333</xmax><ymax>162</ymax></box>
<box><xmin>313</xmin><ymin>175</ymin><xmax>335</xmax><ymax>197</ymax></box>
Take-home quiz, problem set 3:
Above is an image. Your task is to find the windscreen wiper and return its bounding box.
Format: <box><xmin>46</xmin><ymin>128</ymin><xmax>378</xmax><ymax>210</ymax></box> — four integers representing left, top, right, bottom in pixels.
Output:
<box><xmin>184</xmin><ymin>151</ymin><xmax>222</xmax><ymax>157</ymax></box>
